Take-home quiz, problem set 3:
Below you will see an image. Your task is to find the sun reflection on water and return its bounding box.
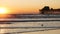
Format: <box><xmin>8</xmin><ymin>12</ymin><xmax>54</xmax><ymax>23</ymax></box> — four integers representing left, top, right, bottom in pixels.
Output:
<box><xmin>0</xmin><ymin>24</ymin><xmax>6</xmax><ymax>33</ymax></box>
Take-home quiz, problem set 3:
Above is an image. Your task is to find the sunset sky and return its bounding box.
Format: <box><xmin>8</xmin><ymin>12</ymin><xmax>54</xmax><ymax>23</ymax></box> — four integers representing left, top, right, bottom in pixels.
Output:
<box><xmin>0</xmin><ymin>0</ymin><xmax>60</xmax><ymax>14</ymax></box>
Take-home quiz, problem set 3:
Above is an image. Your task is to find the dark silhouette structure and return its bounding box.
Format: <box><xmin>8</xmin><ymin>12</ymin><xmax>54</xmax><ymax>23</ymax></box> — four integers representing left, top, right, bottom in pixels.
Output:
<box><xmin>39</xmin><ymin>6</ymin><xmax>60</xmax><ymax>14</ymax></box>
<box><xmin>39</xmin><ymin>6</ymin><xmax>50</xmax><ymax>14</ymax></box>
<box><xmin>41</xmin><ymin>6</ymin><xmax>50</xmax><ymax>11</ymax></box>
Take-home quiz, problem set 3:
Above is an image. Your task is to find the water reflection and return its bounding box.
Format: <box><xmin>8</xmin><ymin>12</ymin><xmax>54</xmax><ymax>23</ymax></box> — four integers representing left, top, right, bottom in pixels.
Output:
<box><xmin>0</xmin><ymin>14</ymin><xmax>13</xmax><ymax>19</ymax></box>
<box><xmin>0</xmin><ymin>21</ymin><xmax>60</xmax><ymax>34</ymax></box>
<box><xmin>0</xmin><ymin>24</ymin><xmax>6</xmax><ymax>33</ymax></box>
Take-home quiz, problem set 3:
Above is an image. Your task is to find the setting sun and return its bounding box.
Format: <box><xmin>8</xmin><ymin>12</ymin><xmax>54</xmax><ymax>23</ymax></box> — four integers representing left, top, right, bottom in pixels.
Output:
<box><xmin>0</xmin><ymin>8</ymin><xmax>8</xmax><ymax>14</ymax></box>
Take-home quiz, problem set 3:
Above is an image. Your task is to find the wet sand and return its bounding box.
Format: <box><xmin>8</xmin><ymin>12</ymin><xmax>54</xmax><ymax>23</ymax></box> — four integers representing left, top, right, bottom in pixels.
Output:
<box><xmin>22</xmin><ymin>29</ymin><xmax>60</xmax><ymax>34</ymax></box>
<box><xmin>0</xmin><ymin>21</ymin><xmax>60</xmax><ymax>34</ymax></box>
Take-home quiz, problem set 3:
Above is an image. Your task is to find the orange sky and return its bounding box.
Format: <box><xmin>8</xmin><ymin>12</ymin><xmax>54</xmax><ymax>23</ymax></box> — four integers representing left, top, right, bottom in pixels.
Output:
<box><xmin>0</xmin><ymin>0</ymin><xmax>60</xmax><ymax>14</ymax></box>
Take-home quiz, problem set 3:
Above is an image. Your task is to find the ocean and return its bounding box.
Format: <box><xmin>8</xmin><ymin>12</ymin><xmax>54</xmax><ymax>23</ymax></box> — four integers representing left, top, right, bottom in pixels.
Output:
<box><xmin>0</xmin><ymin>21</ymin><xmax>60</xmax><ymax>34</ymax></box>
<box><xmin>0</xmin><ymin>15</ymin><xmax>60</xmax><ymax>34</ymax></box>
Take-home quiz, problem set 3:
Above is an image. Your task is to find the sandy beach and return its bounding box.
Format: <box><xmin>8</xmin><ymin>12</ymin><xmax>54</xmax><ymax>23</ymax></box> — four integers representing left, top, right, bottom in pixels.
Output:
<box><xmin>21</xmin><ymin>29</ymin><xmax>60</xmax><ymax>34</ymax></box>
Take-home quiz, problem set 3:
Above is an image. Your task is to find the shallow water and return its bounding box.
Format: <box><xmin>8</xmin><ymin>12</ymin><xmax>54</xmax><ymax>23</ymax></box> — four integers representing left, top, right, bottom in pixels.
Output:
<box><xmin>0</xmin><ymin>21</ymin><xmax>60</xmax><ymax>34</ymax></box>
